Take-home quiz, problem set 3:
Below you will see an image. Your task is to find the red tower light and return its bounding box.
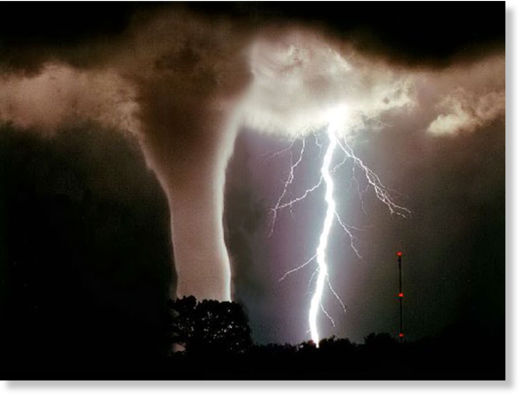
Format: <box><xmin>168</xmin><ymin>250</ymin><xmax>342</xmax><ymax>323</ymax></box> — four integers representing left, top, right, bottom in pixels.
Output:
<box><xmin>398</xmin><ymin>292</ymin><xmax>404</xmax><ymax>298</ymax></box>
<box><xmin>396</xmin><ymin>251</ymin><xmax>403</xmax><ymax>257</ymax></box>
<box><xmin>399</xmin><ymin>332</ymin><xmax>404</xmax><ymax>338</ymax></box>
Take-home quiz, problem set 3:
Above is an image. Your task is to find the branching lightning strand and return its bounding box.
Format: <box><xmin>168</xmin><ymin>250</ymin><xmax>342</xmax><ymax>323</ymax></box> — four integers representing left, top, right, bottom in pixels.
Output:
<box><xmin>336</xmin><ymin>138</ymin><xmax>411</xmax><ymax>218</ymax></box>
<box><xmin>268</xmin><ymin>138</ymin><xmax>307</xmax><ymax>236</ymax></box>
<box><xmin>271</xmin><ymin>112</ymin><xmax>410</xmax><ymax>347</ymax></box>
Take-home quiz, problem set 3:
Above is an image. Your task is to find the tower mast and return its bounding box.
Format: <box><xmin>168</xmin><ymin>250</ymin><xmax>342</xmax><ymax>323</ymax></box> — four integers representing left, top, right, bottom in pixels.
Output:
<box><xmin>397</xmin><ymin>251</ymin><xmax>404</xmax><ymax>341</ymax></box>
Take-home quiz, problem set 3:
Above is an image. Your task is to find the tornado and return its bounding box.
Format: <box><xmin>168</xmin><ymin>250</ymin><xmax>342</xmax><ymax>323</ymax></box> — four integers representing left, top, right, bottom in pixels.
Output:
<box><xmin>113</xmin><ymin>11</ymin><xmax>252</xmax><ymax>301</ymax></box>
<box><xmin>136</xmin><ymin>86</ymin><xmax>246</xmax><ymax>301</ymax></box>
<box><xmin>0</xmin><ymin>9</ymin><xmax>253</xmax><ymax>302</ymax></box>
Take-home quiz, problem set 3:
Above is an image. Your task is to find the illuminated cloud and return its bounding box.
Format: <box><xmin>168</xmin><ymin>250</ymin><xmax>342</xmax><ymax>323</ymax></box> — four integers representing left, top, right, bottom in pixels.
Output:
<box><xmin>241</xmin><ymin>28</ymin><xmax>415</xmax><ymax>138</ymax></box>
<box><xmin>427</xmin><ymin>88</ymin><xmax>505</xmax><ymax>135</ymax></box>
<box><xmin>422</xmin><ymin>55</ymin><xmax>505</xmax><ymax>136</ymax></box>
<box><xmin>0</xmin><ymin>64</ymin><xmax>139</xmax><ymax>135</ymax></box>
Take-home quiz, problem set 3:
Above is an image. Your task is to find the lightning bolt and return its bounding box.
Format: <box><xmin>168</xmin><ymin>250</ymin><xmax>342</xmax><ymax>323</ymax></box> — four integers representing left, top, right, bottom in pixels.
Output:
<box><xmin>309</xmin><ymin>117</ymin><xmax>338</xmax><ymax>345</ymax></box>
<box><xmin>270</xmin><ymin>108</ymin><xmax>409</xmax><ymax>347</ymax></box>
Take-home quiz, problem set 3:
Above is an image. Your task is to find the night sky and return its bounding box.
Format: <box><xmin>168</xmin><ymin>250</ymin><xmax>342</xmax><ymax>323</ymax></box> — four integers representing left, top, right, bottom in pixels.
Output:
<box><xmin>0</xmin><ymin>1</ymin><xmax>504</xmax><ymax>362</ymax></box>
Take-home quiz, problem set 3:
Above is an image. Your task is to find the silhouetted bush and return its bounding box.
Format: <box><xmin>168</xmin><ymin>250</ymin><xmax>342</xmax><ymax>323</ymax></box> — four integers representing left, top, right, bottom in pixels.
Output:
<box><xmin>168</xmin><ymin>296</ymin><xmax>253</xmax><ymax>354</ymax></box>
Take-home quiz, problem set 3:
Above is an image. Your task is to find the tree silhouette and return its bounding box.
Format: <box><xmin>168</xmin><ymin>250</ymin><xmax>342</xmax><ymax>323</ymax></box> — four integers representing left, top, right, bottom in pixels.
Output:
<box><xmin>169</xmin><ymin>296</ymin><xmax>252</xmax><ymax>354</ymax></box>
<box><xmin>318</xmin><ymin>335</ymin><xmax>356</xmax><ymax>355</ymax></box>
<box><xmin>363</xmin><ymin>332</ymin><xmax>398</xmax><ymax>349</ymax></box>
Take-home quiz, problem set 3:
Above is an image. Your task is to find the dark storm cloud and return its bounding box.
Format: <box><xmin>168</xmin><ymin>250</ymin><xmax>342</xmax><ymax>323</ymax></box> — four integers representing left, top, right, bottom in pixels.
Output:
<box><xmin>0</xmin><ymin>2</ymin><xmax>504</xmax><ymax>70</ymax></box>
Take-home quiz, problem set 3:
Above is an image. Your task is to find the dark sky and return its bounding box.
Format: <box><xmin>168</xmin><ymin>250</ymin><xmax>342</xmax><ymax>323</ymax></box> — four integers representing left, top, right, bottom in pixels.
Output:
<box><xmin>0</xmin><ymin>2</ymin><xmax>504</xmax><ymax>65</ymax></box>
<box><xmin>0</xmin><ymin>1</ymin><xmax>504</xmax><ymax>357</ymax></box>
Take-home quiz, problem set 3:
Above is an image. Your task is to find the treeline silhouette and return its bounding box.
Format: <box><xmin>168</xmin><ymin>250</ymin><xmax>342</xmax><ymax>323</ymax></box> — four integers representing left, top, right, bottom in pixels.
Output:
<box><xmin>161</xmin><ymin>297</ymin><xmax>503</xmax><ymax>380</ymax></box>
<box><xmin>2</xmin><ymin>292</ymin><xmax>504</xmax><ymax>380</ymax></box>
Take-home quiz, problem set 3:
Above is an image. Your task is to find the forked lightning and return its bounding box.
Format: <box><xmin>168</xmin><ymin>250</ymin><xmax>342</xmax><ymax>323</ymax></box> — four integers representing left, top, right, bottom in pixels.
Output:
<box><xmin>270</xmin><ymin>108</ymin><xmax>410</xmax><ymax>346</ymax></box>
